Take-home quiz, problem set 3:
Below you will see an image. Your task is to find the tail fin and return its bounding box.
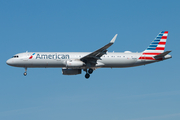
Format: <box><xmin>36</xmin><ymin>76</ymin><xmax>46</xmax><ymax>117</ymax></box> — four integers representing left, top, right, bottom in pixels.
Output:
<box><xmin>139</xmin><ymin>31</ymin><xmax>168</xmax><ymax>60</ymax></box>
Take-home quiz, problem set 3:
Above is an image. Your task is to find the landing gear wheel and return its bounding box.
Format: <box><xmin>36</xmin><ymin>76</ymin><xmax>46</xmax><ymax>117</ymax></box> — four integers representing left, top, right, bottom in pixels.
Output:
<box><xmin>85</xmin><ymin>73</ymin><xmax>90</xmax><ymax>79</ymax></box>
<box><xmin>23</xmin><ymin>72</ymin><xmax>27</xmax><ymax>76</ymax></box>
<box><xmin>88</xmin><ymin>68</ymin><xmax>93</xmax><ymax>74</ymax></box>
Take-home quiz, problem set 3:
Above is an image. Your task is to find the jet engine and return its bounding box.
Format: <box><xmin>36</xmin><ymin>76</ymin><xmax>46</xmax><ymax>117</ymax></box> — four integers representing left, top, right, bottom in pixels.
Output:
<box><xmin>66</xmin><ymin>60</ymin><xmax>84</xmax><ymax>68</ymax></box>
<box><xmin>62</xmin><ymin>68</ymin><xmax>82</xmax><ymax>75</ymax></box>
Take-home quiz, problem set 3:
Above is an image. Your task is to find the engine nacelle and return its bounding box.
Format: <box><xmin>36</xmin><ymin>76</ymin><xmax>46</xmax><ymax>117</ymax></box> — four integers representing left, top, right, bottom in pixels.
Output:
<box><xmin>66</xmin><ymin>60</ymin><xmax>84</xmax><ymax>68</ymax></box>
<box><xmin>62</xmin><ymin>69</ymin><xmax>82</xmax><ymax>75</ymax></box>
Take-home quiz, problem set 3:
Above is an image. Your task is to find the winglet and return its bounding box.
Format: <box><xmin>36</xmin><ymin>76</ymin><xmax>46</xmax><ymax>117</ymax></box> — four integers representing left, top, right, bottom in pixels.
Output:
<box><xmin>110</xmin><ymin>34</ymin><xmax>118</xmax><ymax>43</ymax></box>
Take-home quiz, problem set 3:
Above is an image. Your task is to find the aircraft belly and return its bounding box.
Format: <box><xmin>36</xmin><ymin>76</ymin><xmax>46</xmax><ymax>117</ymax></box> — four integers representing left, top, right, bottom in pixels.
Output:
<box><xmin>135</xmin><ymin>60</ymin><xmax>158</xmax><ymax>66</ymax></box>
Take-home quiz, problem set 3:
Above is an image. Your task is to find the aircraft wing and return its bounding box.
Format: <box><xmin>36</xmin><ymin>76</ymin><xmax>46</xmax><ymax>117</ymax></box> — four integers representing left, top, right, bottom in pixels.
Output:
<box><xmin>80</xmin><ymin>34</ymin><xmax>118</xmax><ymax>63</ymax></box>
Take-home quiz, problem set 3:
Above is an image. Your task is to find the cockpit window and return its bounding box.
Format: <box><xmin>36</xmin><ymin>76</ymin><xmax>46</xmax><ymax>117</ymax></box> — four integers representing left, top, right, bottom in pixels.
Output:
<box><xmin>12</xmin><ymin>55</ymin><xmax>19</xmax><ymax>58</ymax></box>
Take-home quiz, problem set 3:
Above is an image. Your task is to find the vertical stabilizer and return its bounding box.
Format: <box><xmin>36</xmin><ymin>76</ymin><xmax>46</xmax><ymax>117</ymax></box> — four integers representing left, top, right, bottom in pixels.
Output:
<box><xmin>139</xmin><ymin>31</ymin><xmax>168</xmax><ymax>60</ymax></box>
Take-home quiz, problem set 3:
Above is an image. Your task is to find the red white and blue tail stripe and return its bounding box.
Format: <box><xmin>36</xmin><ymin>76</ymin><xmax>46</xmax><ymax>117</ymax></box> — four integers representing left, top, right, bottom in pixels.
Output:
<box><xmin>139</xmin><ymin>31</ymin><xmax>168</xmax><ymax>60</ymax></box>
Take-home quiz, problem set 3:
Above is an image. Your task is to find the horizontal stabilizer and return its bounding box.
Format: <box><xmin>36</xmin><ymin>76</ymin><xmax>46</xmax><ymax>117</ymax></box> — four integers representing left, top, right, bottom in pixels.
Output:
<box><xmin>154</xmin><ymin>51</ymin><xmax>171</xmax><ymax>59</ymax></box>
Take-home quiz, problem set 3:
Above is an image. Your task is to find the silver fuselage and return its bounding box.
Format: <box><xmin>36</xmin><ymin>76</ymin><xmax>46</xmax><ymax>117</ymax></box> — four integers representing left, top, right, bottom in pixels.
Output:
<box><xmin>6</xmin><ymin>52</ymin><xmax>171</xmax><ymax>69</ymax></box>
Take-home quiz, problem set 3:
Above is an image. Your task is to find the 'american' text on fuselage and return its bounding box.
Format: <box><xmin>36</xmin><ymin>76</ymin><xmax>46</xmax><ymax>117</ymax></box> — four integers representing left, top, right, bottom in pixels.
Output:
<box><xmin>36</xmin><ymin>54</ymin><xmax>69</xmax><ymax>59</ymax></box>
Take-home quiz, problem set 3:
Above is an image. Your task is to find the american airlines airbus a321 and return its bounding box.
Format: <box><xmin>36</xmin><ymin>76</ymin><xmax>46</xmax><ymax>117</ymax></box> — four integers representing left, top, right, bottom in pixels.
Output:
<box><xmin>6</xmin><ymin>31</ymin><xmax>172</xmax><ymax>79</ymax></box>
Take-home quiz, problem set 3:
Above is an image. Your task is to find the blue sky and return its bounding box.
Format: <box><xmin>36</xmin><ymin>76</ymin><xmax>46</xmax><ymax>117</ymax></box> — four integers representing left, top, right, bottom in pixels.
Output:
<box><xmin>0</xmin><ymin>0</ymin><xmax>179</xmax><ymax>120</ymax></box>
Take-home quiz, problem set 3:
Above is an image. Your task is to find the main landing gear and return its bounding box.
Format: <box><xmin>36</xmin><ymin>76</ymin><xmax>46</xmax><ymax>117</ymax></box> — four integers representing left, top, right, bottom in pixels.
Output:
<box><xmin>23</xmin><ymin>67</ymin><xmax>27</xmax><ymax>76</ymax></box>
<box><xmin>85</xmin><ymin>73</ymin><xmax>90</xmax><ymax>79</ymax></box>
<box><xmin>85</xmin><ymin>68</ymin><xmax>93</xmax><ymax>79</ymax></box>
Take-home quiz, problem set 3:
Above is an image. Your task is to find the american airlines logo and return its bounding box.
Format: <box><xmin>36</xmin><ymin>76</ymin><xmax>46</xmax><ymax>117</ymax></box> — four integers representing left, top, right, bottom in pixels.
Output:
<box><xmin>36</xmin><ymin>54</ymin><xmax>69</xmax><ymax>59</ymax></box>
<box><xmin>29</xmin><ymin>53</ymin><xmax>35</xmax><ymax>59</ymax></box>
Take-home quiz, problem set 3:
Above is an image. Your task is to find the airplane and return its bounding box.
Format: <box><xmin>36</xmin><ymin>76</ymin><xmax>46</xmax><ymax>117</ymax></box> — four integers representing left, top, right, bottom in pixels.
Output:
<box><xmin>6</xmin><ymin>31</ymin><xmax>172</xmax><ymax>79</ymax></box>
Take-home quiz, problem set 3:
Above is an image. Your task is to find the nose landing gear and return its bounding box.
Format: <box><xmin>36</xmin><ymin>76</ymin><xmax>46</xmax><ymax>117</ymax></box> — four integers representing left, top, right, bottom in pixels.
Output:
<box><xmin>23</xmin><ymin>67</ymin><xmax>27</xmax><ymax>76</ymax></box>
<box><xmin>23</xmin><ymin>72</ymin><xmax>27</xmax><ymax>76</ymax></box>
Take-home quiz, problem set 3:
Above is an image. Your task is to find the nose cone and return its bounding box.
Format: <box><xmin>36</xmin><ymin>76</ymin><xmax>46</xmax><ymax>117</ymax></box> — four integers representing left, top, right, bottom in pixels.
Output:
<box><xmin>6</xmin><ymin>59</ymin><xmax>13</xmax><ymax>66</ymax></box>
